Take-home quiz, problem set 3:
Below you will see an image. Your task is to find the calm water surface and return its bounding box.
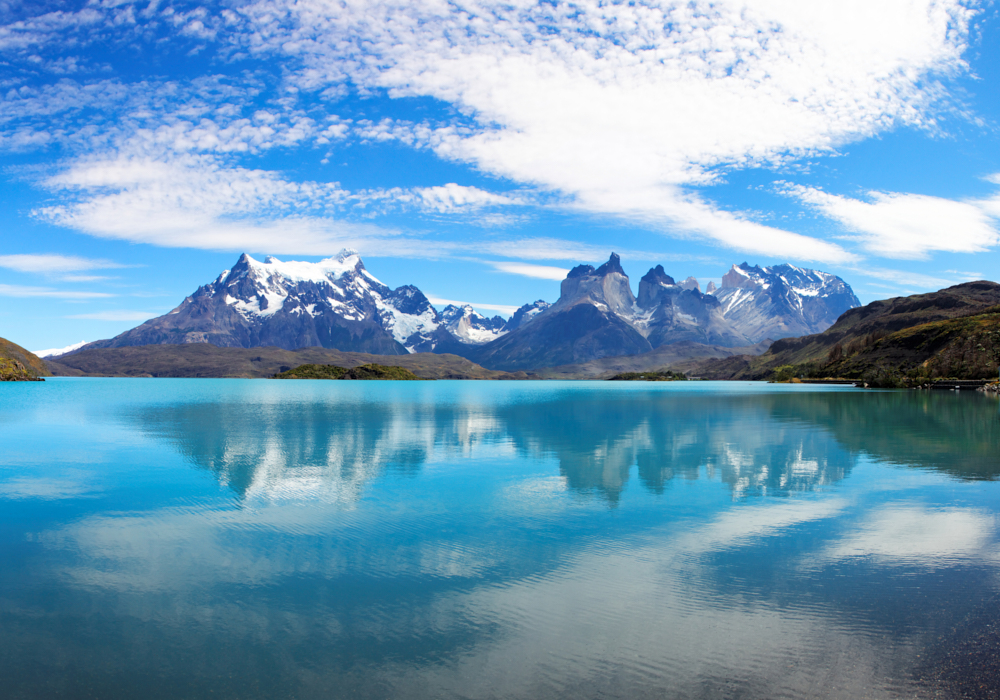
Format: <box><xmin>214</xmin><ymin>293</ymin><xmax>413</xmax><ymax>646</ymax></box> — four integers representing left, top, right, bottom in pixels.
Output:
<box><xmin>2</xmin><ymin>379</ymin><xmax>1000</xmax><ymax>699</ymax></box>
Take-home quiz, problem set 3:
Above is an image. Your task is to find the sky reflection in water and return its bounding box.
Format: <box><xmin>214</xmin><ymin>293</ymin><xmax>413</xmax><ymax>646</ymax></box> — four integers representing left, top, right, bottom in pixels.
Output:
<box><xmin>1</xmin><ymin>379</ymin><xmax>1000</xmax><ymax>700</ymax></box>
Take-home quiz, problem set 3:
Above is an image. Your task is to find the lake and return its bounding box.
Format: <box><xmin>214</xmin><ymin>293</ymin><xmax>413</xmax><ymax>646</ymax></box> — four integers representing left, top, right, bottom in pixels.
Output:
<box><xmin>2</xmin><ymin>378</ymin><xmax>999</xmax><ymax>699</ymax></box>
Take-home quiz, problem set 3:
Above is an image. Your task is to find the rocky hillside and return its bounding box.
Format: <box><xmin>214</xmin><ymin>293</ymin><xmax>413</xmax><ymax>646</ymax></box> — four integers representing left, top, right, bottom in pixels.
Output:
<box><xmin>0</xmin><ymin>337</ymin><xmax>48</xmax><ymax>381</ymax></box>
<box><xmin>688</xmin><ymin>281</ymin><xmax>1000</xmax><ymax>384</ymax></box>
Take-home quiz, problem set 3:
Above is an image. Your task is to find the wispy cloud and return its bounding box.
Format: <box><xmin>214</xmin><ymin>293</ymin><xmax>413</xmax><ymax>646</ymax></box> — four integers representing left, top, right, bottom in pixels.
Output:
<box><xmin>0</xmin><ymin>283</ymin><xmax>112</xmax><ymax>299</ymax></box>
<box><xmin>783</xmin><ymin>185</ymin><xmax>1000</xmax><ymax>260</ymax></box>
<box><xmin>847</xmin><ymin>266</ymin><xmax>956</xmax><ymax>291</ymax></box>
<box><xmin>488</xmin><ymin>261</ymin><xmax>568</xmax><ymax>281</ymax></box>
<box><xmin>0</xmin><ymin>253</ymin><xmax>125</xmax><ymax>274</ymax></box>
<box><xmin>414</xmin><ymin>183</ymin><xmax>524</xmax><ymax>213</ymax></box>
<box><xmin>426</xmin><ymin>296</ymin><xmax>519</xmax><ymax>315</ymax></box>
<box><xmin>66</xmin><ymin>310</ymin><xmax>162</xmax><ymax>321</ymax></box>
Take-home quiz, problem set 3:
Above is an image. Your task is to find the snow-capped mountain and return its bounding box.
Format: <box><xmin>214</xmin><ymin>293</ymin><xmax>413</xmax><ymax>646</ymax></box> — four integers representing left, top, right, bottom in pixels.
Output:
<box><xmin>710</xmin><ymin>263</ymin><xmax>861</xmax><ymax>341</ymax></box>
<box><xmin>72</xmin><ymin>250</ymin><xmax>511</xmax><ymax>355</ymax></box>
<box><xmin>467</xmin><ymin>254</ymin><xmax>860</xmax><ymax>371</ymax></box>
<box><xmin>439</xmin><ymin>305</ymin><xmax>507</xmax><ymax>344</ymax></box>
<box><xmin>63</xmin><ymin>250</ymin><xmax>859</xmax><ymax>372</ymax></box>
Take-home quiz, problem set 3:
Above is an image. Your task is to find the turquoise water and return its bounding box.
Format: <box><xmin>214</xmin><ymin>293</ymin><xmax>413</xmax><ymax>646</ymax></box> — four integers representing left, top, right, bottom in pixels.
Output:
<box><xmin>2</xmin><ymin>379</ymin><xmax>1000</xmax><ymax>699</ymax></box>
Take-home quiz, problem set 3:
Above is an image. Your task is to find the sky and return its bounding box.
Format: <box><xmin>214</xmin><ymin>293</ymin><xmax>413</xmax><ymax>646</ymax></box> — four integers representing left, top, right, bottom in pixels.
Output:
<box><xmin>3</xmin><ymin>0</ymin><xmax>1000</xmax><ymax>352</ymax></box>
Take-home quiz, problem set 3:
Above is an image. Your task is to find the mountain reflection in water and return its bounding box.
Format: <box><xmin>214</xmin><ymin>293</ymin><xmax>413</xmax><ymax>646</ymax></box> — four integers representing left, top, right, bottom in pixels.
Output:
<box><xmin>2</xmin><ymin>380</ymin><xmax>1000</xmax><ymax>700</ymax></box>
<box><xmin>135</xmin><ymin>386</ymin><xmax>1000</xmax><ymax>505</ymax></box>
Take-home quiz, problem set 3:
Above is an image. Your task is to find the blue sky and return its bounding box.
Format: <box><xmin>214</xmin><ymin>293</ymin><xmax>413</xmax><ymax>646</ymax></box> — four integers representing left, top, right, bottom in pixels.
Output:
<box><xmin>3</xmin><ymin>0</ymin><xmax>1000</xmax><ymax>352</ymax></box>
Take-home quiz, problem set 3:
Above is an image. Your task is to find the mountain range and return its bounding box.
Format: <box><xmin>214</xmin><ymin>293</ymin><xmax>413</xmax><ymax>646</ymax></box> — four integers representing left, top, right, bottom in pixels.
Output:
<box><xmin>65</xmin><ymin>250</ymin><xmax>860</xmax><ymax>371</ymax></box>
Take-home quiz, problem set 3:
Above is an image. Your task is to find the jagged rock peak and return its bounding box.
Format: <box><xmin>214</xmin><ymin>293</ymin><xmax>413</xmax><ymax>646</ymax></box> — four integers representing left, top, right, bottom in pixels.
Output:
<box><xmin>641</xmin><ymin>265</ymin><xmax>676</xmax><ymax>287</ymax></box>
<box><xmin>721</xmin><ymin>263</ymin><xmax>761</xmax><ymax>290</ymax></box>
<box><xmin>679</xmin><ymin>276</ymin><xmax>700</xmax><ymax>292</ymax></box>
<box><xmin>706</xmin><ymin>281</ymin><xmax>717</xmax><ymax>294</ymax></box>
<box><xmin>595</xmin><ymin>252</ymin><xmax>626</xmax><ymax>277</ymax></box>
<box><xmin>503</xmin><ymin>299</ymin><xmax>550</xmax><ymax>332</ymax></box>
<box><xmin>567</xmin><ymin>264</ymin><xmax>596</xmax><ymax>279</ymax></box>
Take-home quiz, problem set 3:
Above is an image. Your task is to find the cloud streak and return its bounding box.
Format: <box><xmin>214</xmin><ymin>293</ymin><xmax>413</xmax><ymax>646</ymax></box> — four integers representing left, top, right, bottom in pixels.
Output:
<box><xmin>0</xmin><ymin>283</ymin><xmax>112</xmax><ymax>299</ymax></box>
<box><xmin>0</xmin><ymin>254</ymin><xmax>126</xmax><ymax>274</ymax></box>
<box><xmin>785</xmin><ymin>185</ymin><xmax>1000</xmax><ymax>260</ymax></box>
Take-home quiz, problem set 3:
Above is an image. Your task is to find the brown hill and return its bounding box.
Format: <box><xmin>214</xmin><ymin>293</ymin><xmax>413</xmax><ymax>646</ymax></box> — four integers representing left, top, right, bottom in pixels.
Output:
<box><xmin>686</xmin><ymin>281</ymin><xmax>1000</xmax><ymax>384</ymax></box>
<box><xmin>0</xmin><ymin>337</ymin><xmax>49</xmax><ymax>380</ymax></box>
<box><xmin>46</xmin><ymin>343</ymin><xmax>532</xmax><ymax>380</ymax></box>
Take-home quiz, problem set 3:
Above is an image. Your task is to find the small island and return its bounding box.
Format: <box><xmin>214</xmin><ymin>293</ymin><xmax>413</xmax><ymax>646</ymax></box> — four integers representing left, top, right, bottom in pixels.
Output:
<box><xmin>606</xmin><ymin>370</ymin><xmax>686</xmax><ymax>381</ymax></box>
<box><xmin>273</xmin><ymin>363</ymin><xmax>425</xmax><ymax>380</ymax></box>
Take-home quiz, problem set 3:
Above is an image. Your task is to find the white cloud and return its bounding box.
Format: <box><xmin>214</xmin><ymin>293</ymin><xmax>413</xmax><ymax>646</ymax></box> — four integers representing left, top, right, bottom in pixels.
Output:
<box><xmin>415</xmin><ymin>183</ymin><xmax>524</xmax><ymax>213</ymax></box>
<box><xmin>426</xmin><ymin>296</ymin><xmax>519</xmax><ymax>315</ymax></box>
<box><xmin>488</xmin><ymin>261</ymin><xmax>568</xmax><ymax>281</ymax></box>
<box><xmin>0</xmin><ymin>283</ymin><xmax>112</xmax><ymax>299</ymax></box>
<box><xmin>66</xmin><ymin>311</ymin><xmax>163</xmax><ymax>321</ymax></box>
<box><xmin>847</xmin><ymin>265</ymin><xmax>956</xmax><ymax>291</ymax></box>
<box><xmin>236</xmin><ymin>0</ymin><xmax>974</xmax><ymax>261</ymax></box>
<box><xmin>0</xmin><ymin>254</ymin><xmax>124</xmax><ymax>274</ymax></box>
<box><xmin>787</xmin><ymin>185</ymin><xmax>1000</xmax><ymax>259</ymax></box>
<box><xmin>34</xmin><ymin>154</ymin><xmax>673</xmax><ymax>264</ymax></box>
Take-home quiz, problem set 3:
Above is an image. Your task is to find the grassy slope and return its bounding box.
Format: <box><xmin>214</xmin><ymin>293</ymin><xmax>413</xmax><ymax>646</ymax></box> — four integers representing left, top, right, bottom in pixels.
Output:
<box><xmin>273</xmin><ymin>363</ymin><xmax>423</xmax><ymax>380</ymax></box>
<box><xmin>0</xmin><ymin>337</ymin><xmax>50</xmax><ymax>380</ymax></box>
<box><xmin>687</xmin><ymin>281</ymin><xmax>1000</xmax><ymax>382</ymax></box>
<box><xmin>46</xmin><ymin>343</ymin><xmax>533</xmax><ymax>380</ymax></box>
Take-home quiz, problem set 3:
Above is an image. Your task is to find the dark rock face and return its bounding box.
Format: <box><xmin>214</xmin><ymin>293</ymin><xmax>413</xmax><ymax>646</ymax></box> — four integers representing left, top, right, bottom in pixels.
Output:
<box><xmin>637</xmin><ymin>267</ymin><xmax>750</xmax><ymax>347</ymax></box>
<box><xmin>473</xmin><ymin>303</ymin><xmax>652</xmax><ymax>372</ymax></box>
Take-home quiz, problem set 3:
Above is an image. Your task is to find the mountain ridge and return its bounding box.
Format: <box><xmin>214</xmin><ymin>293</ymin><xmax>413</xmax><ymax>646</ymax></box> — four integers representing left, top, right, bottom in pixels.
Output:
<box><xmin>58</xmin><ymin>250</ymin><xmax>859</xmax><ymax>372</ymax></box>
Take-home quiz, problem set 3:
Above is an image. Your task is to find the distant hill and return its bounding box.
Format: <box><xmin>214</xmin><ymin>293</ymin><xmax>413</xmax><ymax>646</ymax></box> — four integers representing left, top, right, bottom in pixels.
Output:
<box><xmin>0</xmin><ymin>337</ymin><xmax>49</xmax><ymax>381</ymax></box>
<box><xmin>686</xmin><ymin>281</ymin><xmax>1000</xmax><ymax>385</ymax></box>
<box><xmin>45</xmin><ymin>344</ymin><xmax>532</xmax><ymax>380</ymax></box>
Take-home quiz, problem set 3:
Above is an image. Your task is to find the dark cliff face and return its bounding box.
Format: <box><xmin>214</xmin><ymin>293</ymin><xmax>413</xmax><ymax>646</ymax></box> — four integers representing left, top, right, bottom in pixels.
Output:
<box><xmin>637</xmin><ymin>265</ymin><xmax>676</xmax><ymax>308</ymax></box>
<box><xmin>471</xmin><ymin>254</ymin><xmax>647</xmax><ymax>371</ymax></box>
<box><xmin>472</xmin><ymin>304</ymin><xmax>652</xmax><ymax>372</ymax></box>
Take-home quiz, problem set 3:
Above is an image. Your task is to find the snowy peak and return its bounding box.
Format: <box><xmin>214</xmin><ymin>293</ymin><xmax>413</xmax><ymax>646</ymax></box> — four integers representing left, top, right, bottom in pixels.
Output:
<box><xmin>711</xmin><ymin>262</ymin><xmax>860</xmax><ymax>341</ymax></box>
<box><xmin>717</xmin><ymin>263</ymin><xmax>854</xmax><ymax>300</ymax></box>
<box><xmin>720</xmin><ymin>263</ymin><xmax>765</xmax><ymax>290</ymax></box>
<box><xmin>440</xmin><ymin>304</ymin><xmax>507</xmax><ymax>345</ymax></box>
<box><xmin>503</xmin><ymin>300</ymin><xmax>550</xmax><ymax>332</ymax></box>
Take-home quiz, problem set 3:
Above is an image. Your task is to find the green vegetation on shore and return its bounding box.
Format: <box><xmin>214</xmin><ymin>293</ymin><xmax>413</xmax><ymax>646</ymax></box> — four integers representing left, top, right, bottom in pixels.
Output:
<box><xmin>686</xmin><ymin>281</ymin><xmax>1000</xmax><ymax>388</ymax></box>
<box><xmin>0</xmin><ymin>337</ymin><xmax>48</xmax><ymax>381</ymax></box>
<box><xmin>273</xmin><ymin>363</ymin><xmax>424</xmax><ymax>380</ymax></box>
<box><xmin>607</xmin><ymin>370</ymin><xmax>687</xmax><ymax>381</ymax></box>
